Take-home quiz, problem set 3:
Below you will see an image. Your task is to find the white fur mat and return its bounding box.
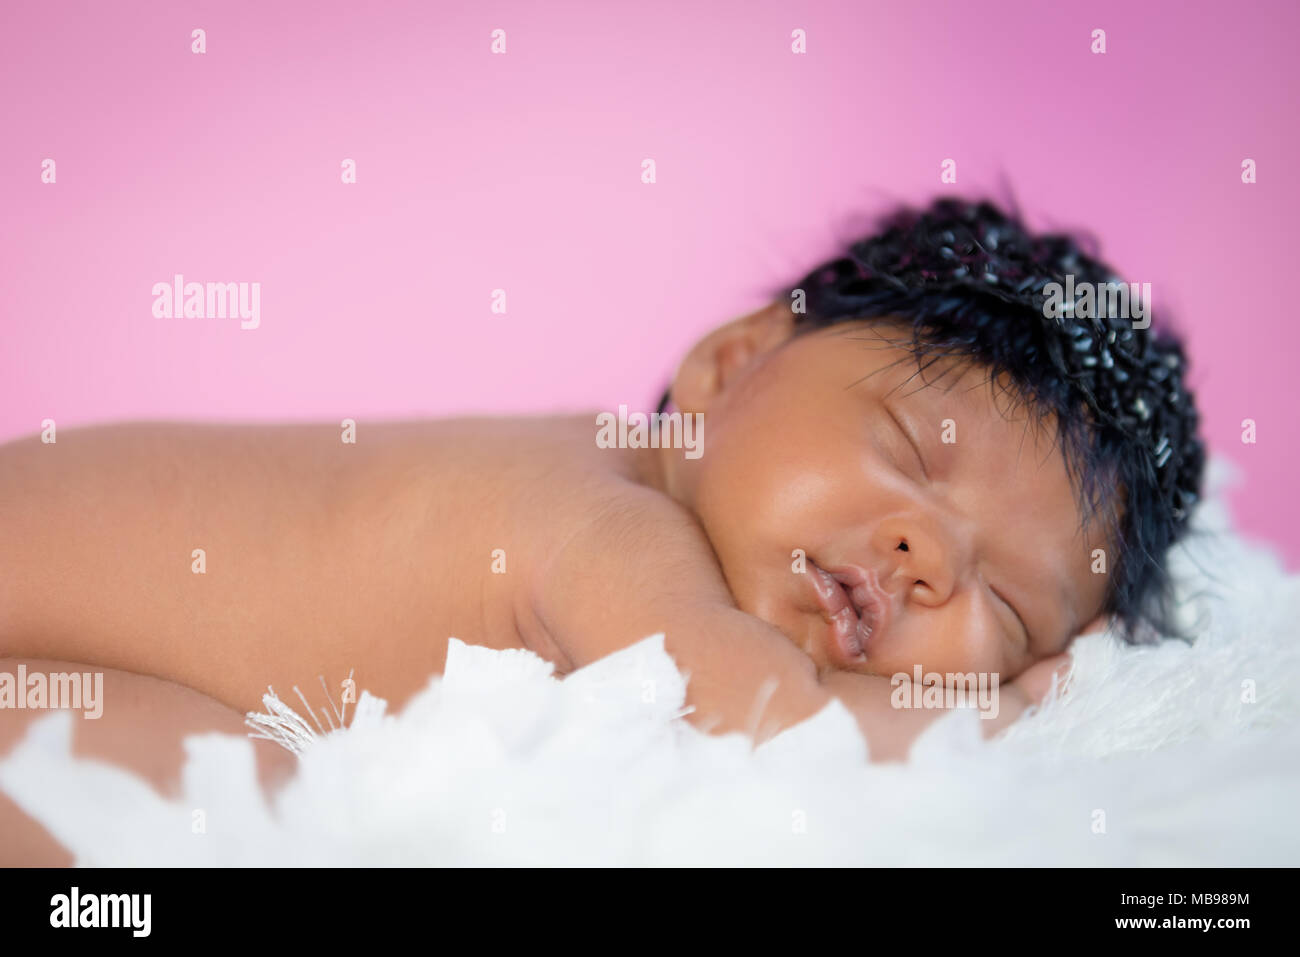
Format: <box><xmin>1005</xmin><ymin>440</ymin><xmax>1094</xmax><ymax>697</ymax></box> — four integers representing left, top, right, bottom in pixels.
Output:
<box><xmin>3</xmin><ymin>461</ymin><xmax>1298</xmax><ymax>865</ymax></box>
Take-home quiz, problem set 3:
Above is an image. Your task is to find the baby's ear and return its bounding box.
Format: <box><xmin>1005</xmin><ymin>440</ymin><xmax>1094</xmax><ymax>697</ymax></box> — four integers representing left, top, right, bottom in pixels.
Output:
<box><xmin>669</xmin><ymin>300</ymin><xmax>795</xmax><ymax>413</ymax></box>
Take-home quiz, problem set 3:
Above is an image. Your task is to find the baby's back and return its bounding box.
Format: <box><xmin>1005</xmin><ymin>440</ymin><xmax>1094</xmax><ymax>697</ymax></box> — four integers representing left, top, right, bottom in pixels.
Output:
<box><xmin>0</xmin><ymin>416</ymin><xmax>640</xmax><ymax>712</ymax></box>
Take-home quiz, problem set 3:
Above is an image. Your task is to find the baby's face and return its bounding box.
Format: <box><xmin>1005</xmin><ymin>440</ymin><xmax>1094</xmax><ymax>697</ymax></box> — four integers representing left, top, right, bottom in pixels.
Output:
<box><xmin>669</xmin><ymin>314</ymin><xmax>1110</xmax><ymax>682</ymax></box>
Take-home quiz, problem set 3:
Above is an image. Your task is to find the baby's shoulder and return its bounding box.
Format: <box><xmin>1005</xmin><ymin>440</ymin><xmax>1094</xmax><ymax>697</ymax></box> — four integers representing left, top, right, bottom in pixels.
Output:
<box><xmin>496</xmin><ymin>418</ymin><xmax>704</xmax><ymax>554</ymax></box>
<box><xmin>456</xmin><ymin>414</ymin><xmax>731</xmax><ymax>610</ymax></box>
<box><xmin>520</xmin><ymin>473</ymin><xmax>735</xmax><ymax>670</ymax></box>
<box><xmin>528</xmin><ymin>469</ymin><xmax>730</xmax><ymax>608</ymax></box>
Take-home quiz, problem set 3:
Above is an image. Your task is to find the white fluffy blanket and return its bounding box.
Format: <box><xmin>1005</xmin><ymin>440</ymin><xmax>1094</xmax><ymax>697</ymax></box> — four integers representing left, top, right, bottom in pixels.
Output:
<box><xmin>3</xmin><ymin>461</ymin><xmax>1298</xmax><ymax>865</ymax></box>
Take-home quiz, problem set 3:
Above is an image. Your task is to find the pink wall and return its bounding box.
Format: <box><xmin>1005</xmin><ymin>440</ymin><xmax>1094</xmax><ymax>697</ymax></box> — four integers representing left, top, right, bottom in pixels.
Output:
<box><xmin>2</xmin><ymin>0</ymin><xmax>1297</xmax><ymax>565</ymax></box>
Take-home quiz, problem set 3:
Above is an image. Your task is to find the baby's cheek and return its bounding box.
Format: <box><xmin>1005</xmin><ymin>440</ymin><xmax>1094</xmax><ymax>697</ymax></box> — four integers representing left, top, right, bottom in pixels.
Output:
<box><xmin>877</xmin><ymin>602</ymin><xmax>1010</xmax><ymax>677</ymax></box>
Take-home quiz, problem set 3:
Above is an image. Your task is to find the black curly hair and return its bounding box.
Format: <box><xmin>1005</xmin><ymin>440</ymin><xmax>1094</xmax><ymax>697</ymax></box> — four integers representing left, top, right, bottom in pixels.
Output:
<box><xmin>664</xmin><ymin>198</ymin><xmax>1205</xmax><ymax>645</ymax></box>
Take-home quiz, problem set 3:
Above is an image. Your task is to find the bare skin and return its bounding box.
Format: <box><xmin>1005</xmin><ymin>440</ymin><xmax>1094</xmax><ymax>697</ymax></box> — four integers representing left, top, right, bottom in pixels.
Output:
<box><xmin>0</xmin><ymin>659</ymin><xmax>297</xmax><ymax>866</ymax></box>
<box><xmin>0</xmin><ymin>303</ymin><xmax>1108</xmax><ymax>863</ymax></box>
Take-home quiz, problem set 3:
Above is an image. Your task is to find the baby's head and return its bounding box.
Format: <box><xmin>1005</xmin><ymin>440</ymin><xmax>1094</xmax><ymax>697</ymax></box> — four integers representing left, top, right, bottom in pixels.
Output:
<box><xmin>658</xmin><ymin>198</ymin><xmax>1204</xmax><ymax>680</ymax></box>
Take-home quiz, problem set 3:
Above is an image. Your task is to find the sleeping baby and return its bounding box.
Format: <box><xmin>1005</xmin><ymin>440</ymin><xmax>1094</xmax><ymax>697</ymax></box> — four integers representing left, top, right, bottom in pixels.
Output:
<box><xmin>0</xmin><ymin>199</ymin><xmax>1205</xmax><ymax>822</ymax></box>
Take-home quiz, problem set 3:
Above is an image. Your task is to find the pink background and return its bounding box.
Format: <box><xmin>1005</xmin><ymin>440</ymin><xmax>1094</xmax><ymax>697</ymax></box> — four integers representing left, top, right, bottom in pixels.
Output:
<box><xmin>2</xmin><ymin>0</ymin><xmax>1297</xmax><ymax>565</ymax></box>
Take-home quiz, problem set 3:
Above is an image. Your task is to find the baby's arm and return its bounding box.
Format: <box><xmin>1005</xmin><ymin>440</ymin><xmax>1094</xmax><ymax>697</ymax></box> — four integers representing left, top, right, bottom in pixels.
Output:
<box><xmin>0</xmin><ymin>423</ymin><xmax>420</xmax><ymax>712</ymax></box>
<box><xmin>531</xmin><ymin>487</ymin><xmax>1063</xmax><ymax>759</ymax></box>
